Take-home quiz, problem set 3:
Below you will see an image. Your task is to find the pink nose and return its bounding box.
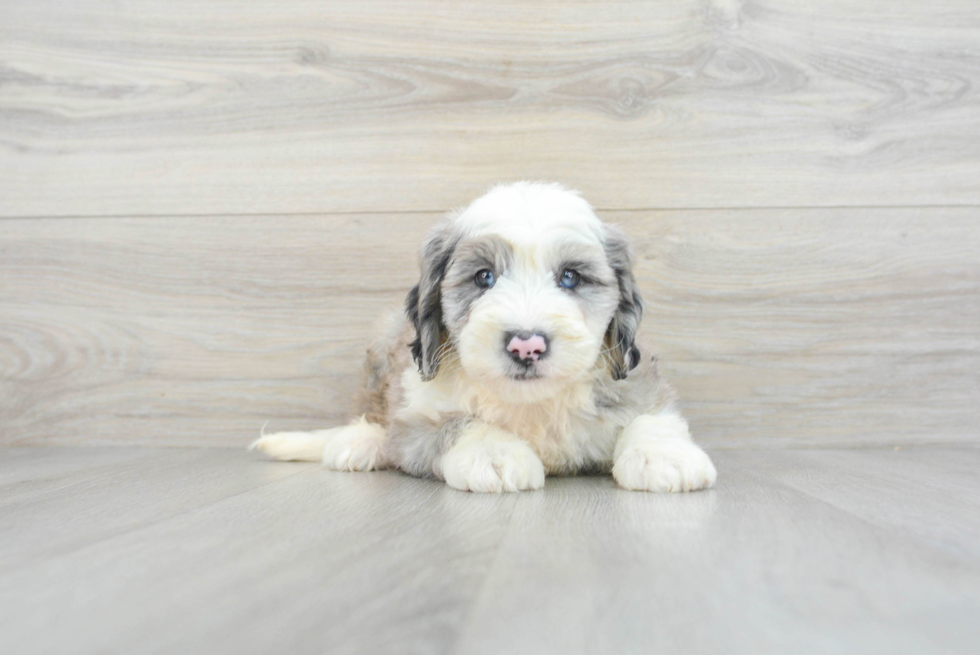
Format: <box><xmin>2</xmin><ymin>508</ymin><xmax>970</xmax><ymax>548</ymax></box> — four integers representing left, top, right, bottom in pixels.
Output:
<box><xmin>507</xmin><ymin>333</ymin><xmax>548</xmax><ymax>362</ymax></box>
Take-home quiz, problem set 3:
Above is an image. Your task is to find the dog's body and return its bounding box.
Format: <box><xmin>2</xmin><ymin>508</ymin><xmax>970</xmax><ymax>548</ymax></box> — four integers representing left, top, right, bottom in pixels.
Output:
<box><xmin>252</xmin><ymin>182</ymin><xmax>716</xmax><ymax>493</ymax></box>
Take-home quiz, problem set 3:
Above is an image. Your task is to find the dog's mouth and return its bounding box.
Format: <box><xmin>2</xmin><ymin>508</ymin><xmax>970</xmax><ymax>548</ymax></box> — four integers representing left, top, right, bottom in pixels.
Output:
<box><xmin>506</xmin><ymin>362</ymin><xmax>544</xmax><ymax>381</ymax></box>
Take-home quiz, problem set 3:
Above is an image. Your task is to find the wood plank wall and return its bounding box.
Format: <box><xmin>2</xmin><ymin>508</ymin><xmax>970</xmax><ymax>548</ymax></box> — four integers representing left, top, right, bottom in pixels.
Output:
<box><xmin>1</xmin><ymin>1</ymin><xmax>978</xmax><ymax>447</ymax></box>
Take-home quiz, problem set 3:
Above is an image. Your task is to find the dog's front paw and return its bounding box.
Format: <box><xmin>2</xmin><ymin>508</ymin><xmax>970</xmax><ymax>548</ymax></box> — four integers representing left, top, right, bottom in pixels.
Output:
<box><xmin>442</xmin><ymin>438</ymin><xmax>545</xmax><ymax>493</ymax></box>
<box><xmin>613</xmin><ymin>437</ymin><xmax>717</xmax><ymax>493</ymax></box>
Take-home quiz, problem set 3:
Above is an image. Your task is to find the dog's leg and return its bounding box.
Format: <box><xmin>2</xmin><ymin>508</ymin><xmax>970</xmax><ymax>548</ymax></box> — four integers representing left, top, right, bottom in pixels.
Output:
<box><xmin>611</xmin><ymin>411</ymin><xmax>716</xmax><ymax>492</ymax></box>
<box><xmin>249</xmin><ymin>416</ymin><xmax>389</xmax><ymax>471</ymax></box>
<box><xmin>440</xmin><ymin>422</ymin><xmax>545</xmax><ymax>493</ymax></box>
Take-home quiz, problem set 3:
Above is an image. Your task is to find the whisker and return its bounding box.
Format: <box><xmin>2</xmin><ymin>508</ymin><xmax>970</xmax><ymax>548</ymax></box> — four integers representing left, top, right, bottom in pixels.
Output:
<box><xmin>597</xmin><ymin>333</ymin><xmax>627</xmax><ymax>358</ymax></box>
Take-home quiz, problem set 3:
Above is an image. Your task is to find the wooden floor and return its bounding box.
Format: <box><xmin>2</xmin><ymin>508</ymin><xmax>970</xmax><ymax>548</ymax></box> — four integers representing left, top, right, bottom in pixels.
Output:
<box><xmin>2</xmin><ymin>445</ymin><xmax>978</xmax><ymax>654</ymax></box>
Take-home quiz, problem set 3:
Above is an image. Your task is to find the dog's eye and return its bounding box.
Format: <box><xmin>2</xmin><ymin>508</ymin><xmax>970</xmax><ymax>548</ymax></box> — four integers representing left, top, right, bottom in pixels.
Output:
<box><xmin>474</xmin><ymin>269</ymin><xmax>496</xmax><ymax>288</ymax></box>
<box><xmin>558</xmin><ymin>269</ymin><xmax>580</xmax><ymax>289</ymax></box>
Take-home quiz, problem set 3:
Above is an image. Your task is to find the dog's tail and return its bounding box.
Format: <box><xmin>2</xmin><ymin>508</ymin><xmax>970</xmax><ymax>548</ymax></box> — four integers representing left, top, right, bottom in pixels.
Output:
<box><xmin>249</xmin><ymin>416</ymin><xmax>389</xmax><ymax>470</ymax></box>
<box><xmin>248</xmin><ymin>429</ymin><xmax>331</xmax><ymax>461</ymax></box>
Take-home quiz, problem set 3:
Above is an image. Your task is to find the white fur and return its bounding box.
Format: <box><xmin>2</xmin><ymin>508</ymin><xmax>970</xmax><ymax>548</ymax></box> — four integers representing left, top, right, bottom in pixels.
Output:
<box><xmin>321</xmin><ymin>417</ymin><xmax>389</xmax><ymax>471</ymax></box>
<box><xmin>441</xmin><ymin>423</ymin><xmax>546</xmax><ymax>493</ymax></box>
<box><xmin>249</xmin><ymin>429</ymin><xmax>329</xmax><ymax>462</ymax></box>
<box><xmin>251</xmin><ymin>416</ymin><xmax>388</xmax><ymax>471</ymax></box>
<box><xmin>456</xmin><ymin>182</ymin><xmax>605</xmax><ymax>246</ymax></box>
<box><xmin>399</xmin><ymin>360</ymin><xmax>619</xmax><ymax>476</ymax></box>
<box><xmin>455</xmin><ymin>266</ymin><xmax>610</xmax><ymax>399</ymax></box>
<box><xmin>452</xmin><ymin>187</ymin><xmax>617</xmax><ymax>407</ymax></box>
<box><xmin>612</xmin><ymin>412</ymin><xmax>717</xmax><ymax>492</ymax></box>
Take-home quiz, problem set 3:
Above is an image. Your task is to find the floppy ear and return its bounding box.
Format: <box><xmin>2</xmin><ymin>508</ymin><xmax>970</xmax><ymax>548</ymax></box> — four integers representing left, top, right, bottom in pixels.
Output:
<box><xmin>603</xmin><ymin>225</ymin><xmax>644</xmax><ymax>380</ymax></box>
<box><xmin>405</xmin><ymin>222</ymin><xmax>458</xmax><ymax>381</ymax></box>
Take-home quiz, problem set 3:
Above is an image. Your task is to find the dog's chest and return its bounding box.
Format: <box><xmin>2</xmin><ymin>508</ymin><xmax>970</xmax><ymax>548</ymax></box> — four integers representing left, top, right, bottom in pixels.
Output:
<box><xmin>399</xmin><ymin>367</ymin><xmax>626</xmax><ymax>473</ymax></box>
<box><xmin>486</xmin><ymin>395</ymin><xmax>622</xmax><ymax>474</ymax></box>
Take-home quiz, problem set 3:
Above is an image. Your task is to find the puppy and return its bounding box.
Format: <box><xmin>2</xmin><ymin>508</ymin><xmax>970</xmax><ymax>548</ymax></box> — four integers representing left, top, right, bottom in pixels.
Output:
<box><xmin>251</xmin><ymin>182</ymin><xmax>716</xmax><ymax>493</ymax></box>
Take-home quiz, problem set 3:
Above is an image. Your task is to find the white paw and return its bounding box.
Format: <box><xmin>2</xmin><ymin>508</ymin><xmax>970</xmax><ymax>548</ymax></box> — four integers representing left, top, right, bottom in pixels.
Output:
<box><xmin>322</xmin><ymin>419</ymin><xmax>388</xmax><ymax>471</ymax></box>
<box><xmin>442</xmin><ymin>438</ymin><xmax>545</xmax><ymax>493</ymax></box>
<box><xmin>613</xmin><ymin>438</ymin><xmax>717</xmax><ymax>492</ymax></box>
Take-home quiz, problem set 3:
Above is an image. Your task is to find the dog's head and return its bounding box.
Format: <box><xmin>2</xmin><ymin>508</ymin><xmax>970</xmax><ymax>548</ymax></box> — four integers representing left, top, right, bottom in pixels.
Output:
<box><xmin>406</xmin><ymin>182</ymin><xmax>643</xmax><ymax>401</ymax></box>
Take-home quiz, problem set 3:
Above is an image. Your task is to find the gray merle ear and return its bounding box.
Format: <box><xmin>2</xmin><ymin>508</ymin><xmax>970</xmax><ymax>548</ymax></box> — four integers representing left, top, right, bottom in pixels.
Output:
<box><xmin>603</xmin><ymin>225</ymin><xmax>644</xmax><ymax>380</ymax></box>
<box><xmin>405</xmin><ymin>221</ymin><xmax>458</xmax><ymax>381</ymax></box>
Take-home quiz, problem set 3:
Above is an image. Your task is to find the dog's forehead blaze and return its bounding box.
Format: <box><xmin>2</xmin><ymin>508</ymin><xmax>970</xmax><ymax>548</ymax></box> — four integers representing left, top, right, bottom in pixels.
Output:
<box><xmin>453</xmin><ymin>182</ymin><xmax>605</xmax><ymax>248</ymax></box>
<box><xmin>506</xmin><ymin>237</ymin><xmax>606</xmax><ymax>274</ymax></box>
<box><xmin>460</xmin><ymin>215</ymin><xmax>602</xmax><ymax>243</ymax></box>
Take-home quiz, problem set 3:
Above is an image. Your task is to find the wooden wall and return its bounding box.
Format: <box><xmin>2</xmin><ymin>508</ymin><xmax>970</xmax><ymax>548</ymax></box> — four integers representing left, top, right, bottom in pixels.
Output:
<box><xmin>1</xmin><ymin>1</ymin><xmax>978</xmax><ymax>447</ymax></box>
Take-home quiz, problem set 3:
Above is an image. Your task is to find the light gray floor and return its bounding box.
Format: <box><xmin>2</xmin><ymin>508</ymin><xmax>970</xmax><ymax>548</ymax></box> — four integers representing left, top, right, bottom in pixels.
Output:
<box><xmin>1</xmin><ymin>446</ymin><xmax>978</xmax><ymax>654</ymax></box>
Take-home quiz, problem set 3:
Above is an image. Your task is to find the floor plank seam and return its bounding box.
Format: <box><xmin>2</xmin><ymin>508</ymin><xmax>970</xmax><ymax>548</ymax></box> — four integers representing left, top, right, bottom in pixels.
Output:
<box><xmin>444</xmin><ymin>495</ymin><xmax>522</xmax><ymax>655</ymax></box>
<box><xmin>734</xmin><ymin>464</ymin><xmax>979</xmax><ymax>566</ymax></box>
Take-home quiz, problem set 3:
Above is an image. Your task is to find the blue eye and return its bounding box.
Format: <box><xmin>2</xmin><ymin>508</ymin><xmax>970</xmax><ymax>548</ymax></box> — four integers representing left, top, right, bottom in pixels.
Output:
<box><xmin>475</xmin><ymin>269</ymin><xmax>495</xmax><ymax>288</ymax></box>
<box><xmin>559</xmin><ymin>269</ymin><xmax>580</xmax><ymax>289</ymax></box>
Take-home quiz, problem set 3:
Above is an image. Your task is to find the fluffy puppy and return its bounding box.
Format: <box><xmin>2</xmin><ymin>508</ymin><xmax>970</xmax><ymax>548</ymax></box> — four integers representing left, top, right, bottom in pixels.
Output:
<box><xmin>251</xmin><ymin>182</ymin><xmax>716</xmax><ymax>493</ymax></box>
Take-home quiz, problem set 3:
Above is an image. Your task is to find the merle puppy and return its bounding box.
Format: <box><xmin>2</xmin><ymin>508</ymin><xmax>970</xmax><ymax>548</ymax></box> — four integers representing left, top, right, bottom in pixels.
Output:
<box><xmin>251</xmin><ymin>182</ymin><xmax>716</xmax><ymax>493</ymax></box>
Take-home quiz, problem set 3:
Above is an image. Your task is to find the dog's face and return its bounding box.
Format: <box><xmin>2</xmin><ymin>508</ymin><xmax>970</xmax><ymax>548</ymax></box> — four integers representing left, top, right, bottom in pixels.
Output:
<box><xmin>406</xmin><ymin>182</ymin><xmax>642</xmax><ymax>402</ymax></box>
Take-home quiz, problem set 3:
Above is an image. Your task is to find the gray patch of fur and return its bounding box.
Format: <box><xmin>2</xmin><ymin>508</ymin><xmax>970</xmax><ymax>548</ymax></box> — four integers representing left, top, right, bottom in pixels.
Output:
<box><xmin>602</xmin><ymin>225</ymin><xmax>644</xmax><ymax>380</ymax></box>
<box><xmin>388</xmin><ymin>414</ymin><xmax>472</xmax><ymax>479</ymax></box>
<box><xmin>593</xmin><ymin>342</ymin><xmax>675</xmax><ymax>419</ymax></box>
<box><xmin>406</xmin><ymin>220</ymin><xmax>460</xmax><ymax>381</ymax></box>
<box><xmin>551</xmin><ymin>239</ymin><xmax>617</xmax><ymax>287</ymax></box>
<box><xmin>441</xmin><ymin>235</ymin><xmax>514</xmax><ymax>335</ymax></box>
<box><xmin>550</xmin><ymin>238</ymin><xmax>621</xmax><ymax>323</ymax></box>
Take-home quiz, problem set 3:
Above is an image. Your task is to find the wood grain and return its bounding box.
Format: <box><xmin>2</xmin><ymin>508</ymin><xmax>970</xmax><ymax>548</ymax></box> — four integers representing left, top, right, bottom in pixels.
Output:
<box><xmin>727</xmin><ymin>448</ymin><xmax>980</xmax><ymax>559</ymax></box>
<box><xmin>1</xmin><ymin>208</ymin><xmax>977</xmax><ymax>447</ymax></box>
<box><xmin>455</xmin><ymin>451</ymin><xmax>980</xmax><ymax>655</ymax></box>
<box><xmin>1</xmin><ymin>447</ymin><xmax>978</xmax><ymax>654</ymax></box>
<box><xmin>2</xmin><ymin>0</ymin><xmax>980</xmax><ymax>216</ymax></box>
<box><xmin>0</xmin><ymin>448</ymin><xmax>518</xmax><ymax>655</ymax></box>
<box><xmin>0</xmin><ymin>447</ymin><xmax>315</xmax><ymax>566</ymax></box>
